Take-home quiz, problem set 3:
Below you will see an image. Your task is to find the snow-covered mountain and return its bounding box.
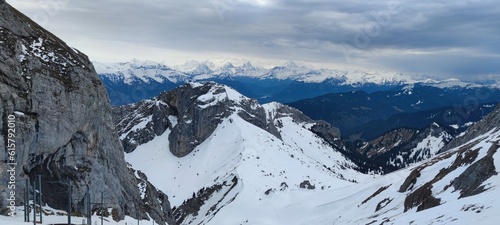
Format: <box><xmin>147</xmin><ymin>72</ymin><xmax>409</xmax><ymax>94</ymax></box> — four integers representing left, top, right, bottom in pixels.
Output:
<box><xmin>112</xmin><ymin>82</ymin><xmax>376</xmax><ymax>223</ymax></box>
<box><xmin>356</xmin><ymin>123</ymin><xmax>455</xmax><ymax>170</ymax></box>
<box><xmin>110</xmin><ymin>82</ymin><xmax>500</xmax><ymax>225</ymax></box>
<box><xmin>95</xmin><ymin>59</ymin><xmax>186</xmax><ymax>84</ymax></box>
<box><xmin>95</xmin><ymin>58</ymin><xmax>454</xmax><ymax>85</ymax></box>
<box><xmin>96</xmin><ymin>59</ymin><xmax>498</xmax><ymax>105</ymax></box>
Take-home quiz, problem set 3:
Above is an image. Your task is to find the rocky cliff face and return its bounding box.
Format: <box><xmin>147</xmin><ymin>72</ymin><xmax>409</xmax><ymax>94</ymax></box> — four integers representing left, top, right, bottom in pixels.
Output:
<box><xmin>0</xmin><ymin>2</ymin><xmax>174</xmax><ymax>224</ymax></box>
<box><xmin>114</xmin><ymin>82</ymin><xmax>279</xmax><ymax>156</ymax></box>
<box><xmin>113</xmin><ymin>82</ymin><xmax>410</xmax><ymax>178</ymax></box>
<box><xmin>113</xmin><ymin>82</ymin><xmax>346</xmax><ymax>158</ymax></box>
<box><xmin>113</xmin><ymin>82</ymin><xmax>371</xmax><ymax>225</ymax></box>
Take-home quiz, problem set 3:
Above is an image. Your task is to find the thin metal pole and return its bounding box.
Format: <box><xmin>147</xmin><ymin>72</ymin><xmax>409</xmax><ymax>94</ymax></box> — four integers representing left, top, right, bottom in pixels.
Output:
<box><xmin>38</xmin><ymin>175</ymin><xmax>42</xmax><ymax>223</ymax></box>
<box><xmin>86</xmin><ymin>191</ymin><xmax>88</xmax><ymax>225</ymax></box>
<box><xmin>101</xmin><ymin>191</ymin><xmax>104</xmax><ymax>225</ymax></box>
<box><xmin>27</xmin><ymin>179</ymin><xmax>30</xmax><ymax>222</ymax></box>
<box><xmin>88</xmin><ymin>191</ymin><xmax>92</xmax><ymax>225</ymax></box>
<box><xmin>24</xmin><ymin>179</ymin><xmax>28</xmax><ymax>222</ymax></box>
<box><xmin>33</xmin><ymin>181</ymin><xmax>36</xmax><ymax>225</ymax></box>
<box><xmin>68</xmin><ymin>180</ymin><xmax>72</xmax><ymax>225</ymax></box>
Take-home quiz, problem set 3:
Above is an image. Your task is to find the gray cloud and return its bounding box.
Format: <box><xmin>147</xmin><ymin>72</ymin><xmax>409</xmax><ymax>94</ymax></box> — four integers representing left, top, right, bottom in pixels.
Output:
<box><xmin>7</xmin><ymin>0</ymin><xmax>500</xmax><ymax>80</ymax></box>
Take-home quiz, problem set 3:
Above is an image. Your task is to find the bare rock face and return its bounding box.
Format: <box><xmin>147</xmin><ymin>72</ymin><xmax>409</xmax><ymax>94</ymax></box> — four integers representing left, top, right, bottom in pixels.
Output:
<box><xmin>0</xmin><ymin>2</ymin><xmax>174</xmax><ymax>224</ymax></box>
<box><xmin>166</xmin><ymin>83</ymin><xmax>236</xmax><ymax>157</ymax></box>
<box><xmin>114</xmin><ymin>82</ymin><xmax>345</xmax><ymax>160</ymax></box>
<box><xmin>115</xmin><ymin>82</ymin><xmax>282</xmax><ymax>156</ymax></box>
<box><xmin>451</xmin><ymin>140</ymin><xmax>498</xmax><ymax>198</ymax></box>
<box><xmin>113</xmin><ymin>97</ymin><xmax>175</xmax><ymax>153</ymax></box>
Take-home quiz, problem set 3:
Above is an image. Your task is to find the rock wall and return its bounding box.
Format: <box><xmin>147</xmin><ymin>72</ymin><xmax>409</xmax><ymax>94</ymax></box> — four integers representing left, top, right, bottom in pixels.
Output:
<box><xmin>114</xmin><ymin>82</ymin><xmax>345</xmax><ymax>158</ymax></box>
<box><xmin>115</xmin><ymin>82</ymin><xmax>279</xmax><ymax>157</ymax></box>
<box><xmin>0</xmin><ymin>2</ymin><xmax>174</xmax><ymax>224</ymax></box>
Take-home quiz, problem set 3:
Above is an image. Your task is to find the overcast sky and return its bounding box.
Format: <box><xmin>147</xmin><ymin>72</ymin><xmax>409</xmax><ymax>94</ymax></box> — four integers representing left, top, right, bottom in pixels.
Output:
<box><xmin>7</xmin><ymin>0</ymin><xmax>500</xmax><ymax>81</ymax></box>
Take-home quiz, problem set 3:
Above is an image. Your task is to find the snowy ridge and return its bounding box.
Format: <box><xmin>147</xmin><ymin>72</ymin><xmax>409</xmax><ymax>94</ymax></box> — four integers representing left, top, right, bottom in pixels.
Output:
<box><xmin>98</xmin><ymin>59</ymin><xmax>500</xmax><ymax>106</ymax></box>
<box><xmin>114</xmin><ymin>82</ymin><xmax>366</xmax><ymax>224</ymax></box>
<box><xmin>330</xmin><ymin>127</ymin><xmax>500</xmax><ymax>225</ymax></box>
<box><xmin>94</xmin><ymin>60</ymin><xmax>187</xmax><ymax>84</ymax></box>
<box><xmin>125</xmin><ymin>106</ymin><xmax>367</xmax><ymax>224</ymax></box>
<box><xmin>94</xmin><ymin>59</ymin><xmax>486</xmax><ymax>87</ymax></box>
<box><xmin>195</xmin><ymin>82</ymin><xmax>249</xmax><ymax>109</ymax></box>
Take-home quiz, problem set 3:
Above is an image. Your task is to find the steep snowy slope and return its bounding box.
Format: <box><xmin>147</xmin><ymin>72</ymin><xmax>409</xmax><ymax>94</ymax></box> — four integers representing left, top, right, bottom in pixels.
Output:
<box><xmin>115</xmin><ymin>82</ymin><xmax>500</xmax><ymax>225</ymax></box>
<box><xmin>115</xmin><ymin>82</ymin><xmax>374</xmax><ymax>224</ymax></box>
<box><xmin>309</xmin><ymin>122</ymin><xmax>500</xmax><ymax>224</ymax></box>
<box><xmin>126</xmin><ymin>112</ymin><xmax>372</xmax><ymax>224</ymax></box>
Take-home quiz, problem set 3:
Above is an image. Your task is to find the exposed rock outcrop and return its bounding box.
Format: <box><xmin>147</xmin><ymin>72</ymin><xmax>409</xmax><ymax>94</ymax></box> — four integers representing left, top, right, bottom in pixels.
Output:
<box><xmin>114</xmin><ymin>82</ymin><xmax>329</xmax><ymax>156</ymax></box>
<box><xmin>399</xmin><ymin>126</ymin><xmax>497</xmax><ymax>213</ymax></box>
<box><xmin>299</xmin><ymin>180</ymin><xmax>315</xmax><ymax>189</ymax></box>
<box><xmin>0</xmin><ymin>2</ymin><xmax>174</xmax><ymax>224</ymax></box>
<box><xmin>451</xmin><ymin>142</ymin><xmax>498</xmax><ymax>198</ymax></box>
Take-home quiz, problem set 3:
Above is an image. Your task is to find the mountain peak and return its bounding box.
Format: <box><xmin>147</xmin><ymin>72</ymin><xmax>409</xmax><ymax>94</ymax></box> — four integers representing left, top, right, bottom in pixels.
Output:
<box><xmin>284</xmin><ymin>60</ymin><xmax>299</xmax><ymax>68</ymax></box>
<box><xmin>190</xmin><ymin>82</ymin><xmax>250</xmax><ymax>107</ymax></box>
<box><xmin>242</xmin><ymin>60</ymin><xmax>253</xmax><ymax>67</ymax></box>
<box><xmin>189</xmin><ymin>63</ymin><xmax>212</xmax><ymax>75</ymax></box>
<box><xmin>223</xmin><ymin>62</ymin><xmax>234</xmax><ymax>67</ymax></box>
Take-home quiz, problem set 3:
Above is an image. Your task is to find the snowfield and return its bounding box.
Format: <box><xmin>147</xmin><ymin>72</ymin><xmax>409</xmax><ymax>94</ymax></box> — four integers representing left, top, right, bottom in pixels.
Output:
<box><xmin>121</xmin><ymin>84</ymin><xmax>500</xmax><ymax>225</ymax></box>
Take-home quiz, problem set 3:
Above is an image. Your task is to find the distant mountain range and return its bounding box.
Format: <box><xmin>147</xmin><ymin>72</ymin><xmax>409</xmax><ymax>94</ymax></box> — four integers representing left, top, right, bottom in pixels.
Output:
<box><xmin>95</xmin><ymin>59</ymin><xmax>499</xmax><ymax>105</ymax></box>
<box><xmin>97</xmin><ymin>59</ymin><xmax>500</xmax><ymax>145</ymax></box>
